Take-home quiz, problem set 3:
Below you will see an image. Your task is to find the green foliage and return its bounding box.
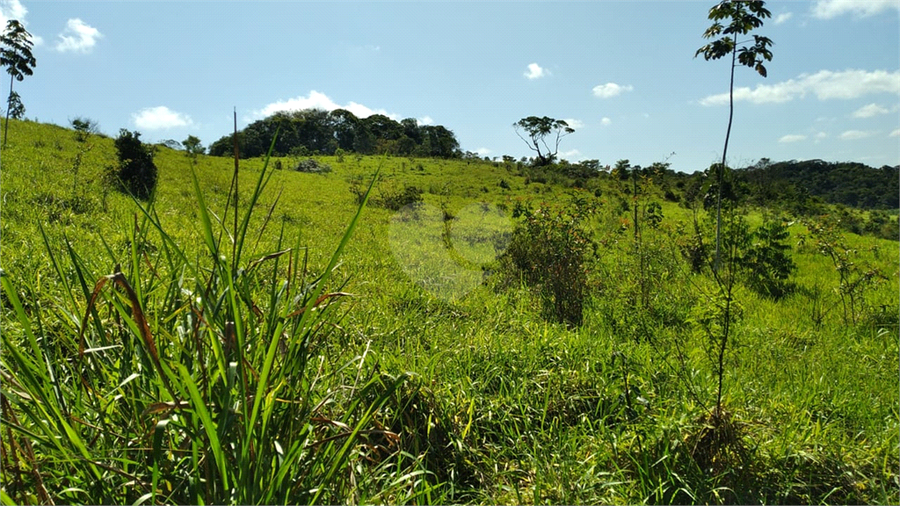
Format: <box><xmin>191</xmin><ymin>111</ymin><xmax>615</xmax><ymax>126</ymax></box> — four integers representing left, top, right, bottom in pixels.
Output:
<box><xmin>1</xmin><ymin>19</ymin><xmax>36</xmax><ymax>144</ymax></box>
<box><xmin>109</xmin><ymin>129</ymin><xmax>158</xmax><ymax>200</ymax></box>
<box><xmin>378</xmin><ymin>183</ymin><xmax>424</xmax><ymax>211</ymax></box>
<box><xmin>804</xmin><ymin>217</ymin><xmax>887</xmax><ymax>325</ymax></box>
<box><xmin>503</xmin><ymin>202</ymin><xmax>593</xmax><ymax>326</ymax></box>
<box><xmin>741</xmin><ymin>217</ymin><xmax>796</xmax><ymax>299</ymax></box>
<box><xmin>294</xmin><ymin>157</ymin><xmax>332</xmax><ymax>173</ymax></box>
<box><xmin>208</xmin><ymin>108</ymin><xmax>460</xmax><ymax>159</ymax></box>
<box><xmin>182</xmin><ymin>134</ymin><xmax>204</xmax><ymax>160</ymax></box>
<box><xmin>737</xmin><ymin>158</ymin><xmax>900</xmax><ymax>211</ymax></box>
<box><xmin>70</xmin><ymin>116</ymin><xmax>99</xmax><ymax>142</ymax></box>
<box><xmin>1</xmin><ymin>120</ymin><xmax>898</xmax><ymax>505</ymax></box>
<box><xmin>695</xmin><ymin>0</ymin><xmax>773</xmax><ymax>77</ymax></box>
<box><xmin>5</xmin><ymin>90</ymin><xmax>22</xmax><ymax>118</ymax></box>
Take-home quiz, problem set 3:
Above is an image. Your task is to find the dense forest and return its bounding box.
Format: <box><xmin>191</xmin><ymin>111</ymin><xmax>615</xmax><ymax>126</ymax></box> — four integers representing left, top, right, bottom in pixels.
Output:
<box><xmin>208</xmin><ymin>108</ymin><xmax>461</xmax><ymax>159</ymax></box>
<box><xmin>733</xmin><ymin>158</ymin><xmax>900</xmax><ymax>210</ymax></box>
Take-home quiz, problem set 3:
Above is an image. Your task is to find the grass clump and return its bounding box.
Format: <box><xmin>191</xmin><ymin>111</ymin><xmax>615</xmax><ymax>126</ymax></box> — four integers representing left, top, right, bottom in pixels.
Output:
<box><xmin>0</xmin><ymin>136</ymin><xmax>444</xmax><ymax>504</ymax></box>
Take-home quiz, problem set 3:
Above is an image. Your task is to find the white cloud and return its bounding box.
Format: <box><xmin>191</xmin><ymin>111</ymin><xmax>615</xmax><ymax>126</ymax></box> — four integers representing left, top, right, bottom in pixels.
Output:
<box><xmin>812</xmin><ymin>0</ymin><xmax>899</xmax><ymax>19</ymax></box>
<box><xmin>255</xmin><ymin>90</ymin><xmax>400</xmax><ymax>120</ymax></box>
<box><xmin>524</xmin><ymin>63</ymin><xmax>549</xmax><ymax>80</ymax></box>
<box><xmin>475</xmin><ymin>147</ymin><xmax>492</xmax><ymax>156</ymax></box>
<box><xmin>55</xmin><ymin>18</ymin><xmax>101</xmax><ymax>53</ymax></box>
<box><xmin>132</xmin><ymin>106</ymin><xmax>194</xmax><ymax>130</ymax></box>
<box><xmin>816</xmin><ymin>132</ymin><xmax>828</xmax><ymax>139</ymax></box>
<box><xmin>417</xmin><ymin>116</ymin><xmax>433</xmax><ymax>126</ymax></box>
<box><xmin>0</xmin><ymin>0</ymin><xmax>42</xmax><ymax>46</ymax></box>
<box><xmin>561</xmin><ymin>118</ymin><xmax>584</xmax><ymax>129</ymax></box>
<box><xmin>0</xmin><ymin>0</ymin><xmax>26</xmax><ymax>25</ymax></box>
<box><xmin>559</xmin><ymin>149</ymin><xmax>581</xmax><ymax>159</ymax></box>
<box><xmin>779</xmin><ymin>134</ymin><xmax>807</xmax><ymax>143</ymax></box>
<box><xmin>592</xmin><ymin>82</ymin><xmax>633</xmax><ymax>98</ymax></box>
<box><xmin>839</xmin><ymin>129</ymin><xmax>873</xmax><ymax>140</ymax></box>
<box><xmin>890</xmin><ymin>129</ymin><xmax>900</xmax><ymax>138</ymax></box>
<box><xmin>600</xmin><ymin>117</ymin><xmax>612</xmax><ymax>126</ymax></box>
<box><xmin>700</xmin><ymin>69</ymin><xmax>900</xmax><ymax>106</ymax></box>
<box><xmin>774</xmin><ymin>12</ymin><xmax>793</xmax><ymax>24</ymax></box>
<box><xmin>852</xmin><ymin>103</ymin><xmax>892</xmax><ymax>118</ymax></box>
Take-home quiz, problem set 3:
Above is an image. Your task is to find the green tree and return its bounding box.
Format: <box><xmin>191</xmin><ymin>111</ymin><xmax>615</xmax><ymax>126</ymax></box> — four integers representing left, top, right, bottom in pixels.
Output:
<box><xmin>183</xmin><ymin>134</ymin><xmax>205</xmax><ymax>160</ymax></box>
<box><xmin>513</xmin><ymin>116</ymin><xmax>575</xmax><ymax>166</ymax></box>
<box><xmin>6</xmin><ymin>90</ymin><xmax>23</xmax><ymax>119</ymax></box>
<box><xmin>694</xmin><ymin>0</ymin><xmax>773</xmax><ymax>418</ymax></box>
<box><xmin>696</xmin><ymin>0</ymin><xmax>773</xmax><ymax>271</ymax></box>
<box><xmin>111</xmin><ymin>129</ymin><xmax>158</xmax><ymax>200</ymax></box>
<box><xmin>71</xmin><ymin>116</ymin><xmax>99</xmax><ymax>142</ymax></box>
<box><xmin>0</xmin><ymin>20</ymin><xmax>36</xmax><ymax>146</ymax></box>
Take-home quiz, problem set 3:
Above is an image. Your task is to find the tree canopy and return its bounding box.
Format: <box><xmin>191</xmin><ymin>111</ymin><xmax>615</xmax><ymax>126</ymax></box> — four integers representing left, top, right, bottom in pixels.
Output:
<box><xmin>208</xmin><ymin>109</ymin><xmax>460</xmax><ymax>159</ymax></box>
<box><xmin>1</xmin><ymin>19</ymin><xmax>36</xmax><ymax>145</ymax></box>
<box><xmin>513</xmin><ymin>116</ymin><xmax>575</xmax><ymax>166</ymax></box>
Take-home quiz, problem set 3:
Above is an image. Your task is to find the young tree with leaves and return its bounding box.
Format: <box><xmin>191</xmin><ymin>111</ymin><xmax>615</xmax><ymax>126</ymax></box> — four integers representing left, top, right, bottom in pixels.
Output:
<box><xmin>513</xmin><ymin>116</ymin><xmax>575</xmax><ymax>166</ymax></box>
<box><xmin>0</xmin><ymin>20</ymin><xmax>36</xmax><ymax>146</ymax></box>
<box><xmin>694</xmin><ymin>0</ymin><xmax>773</xmax><ymax>416</ymax></box>
<box><xmin>696</xmin><ymin>0</ymin><xmax>773</xmax><ymax>272</ymax></box>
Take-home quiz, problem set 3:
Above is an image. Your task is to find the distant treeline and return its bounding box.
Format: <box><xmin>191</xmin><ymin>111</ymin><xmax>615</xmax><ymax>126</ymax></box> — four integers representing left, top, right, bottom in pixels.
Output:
<box><xmin>208</xmin><ymin>108</ymin><xmax>461</xmax><ymax>159</ymax></box>
<box><xmin>504</xmin><ymin>156</ymin><xmax>898</xmax><ymax>239</ymax></box>
<box><xmin>732</xmin><ymin>158</ymin><xmax>899</xmax><ymax>210</ymax></box>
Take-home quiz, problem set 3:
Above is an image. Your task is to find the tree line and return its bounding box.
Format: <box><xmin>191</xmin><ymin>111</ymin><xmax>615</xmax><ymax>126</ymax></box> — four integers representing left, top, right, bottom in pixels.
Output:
<box><xmin>208</xmin><ymin>108</ymin><xmax>461</xmax><ymax>159</ymax></box>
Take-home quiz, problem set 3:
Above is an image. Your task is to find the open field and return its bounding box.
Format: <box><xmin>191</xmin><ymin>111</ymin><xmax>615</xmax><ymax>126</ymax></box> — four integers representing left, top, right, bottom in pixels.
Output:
<box><xmin>1</xmin><ymin>119</ymin><xmax>898</xmax><ymax>504</ymax></box>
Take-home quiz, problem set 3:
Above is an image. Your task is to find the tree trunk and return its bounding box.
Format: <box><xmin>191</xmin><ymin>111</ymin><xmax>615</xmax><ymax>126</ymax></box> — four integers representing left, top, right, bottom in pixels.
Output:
<box><xmin>714</xmin><ymin>39</ymin><xmax>737</xmax><ymax>273</ymax></box>
<box><xmin>3</xmin><ymin>74</ymin><xmax>14</xmax><ymax>147</ymax></box>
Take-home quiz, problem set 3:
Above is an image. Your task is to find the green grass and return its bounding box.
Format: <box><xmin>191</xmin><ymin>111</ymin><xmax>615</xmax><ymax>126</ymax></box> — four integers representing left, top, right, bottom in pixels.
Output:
<box><xmin>1</xmin><ymin>118</ymin><xmax>898</xmax><ymax>504</ymax></box>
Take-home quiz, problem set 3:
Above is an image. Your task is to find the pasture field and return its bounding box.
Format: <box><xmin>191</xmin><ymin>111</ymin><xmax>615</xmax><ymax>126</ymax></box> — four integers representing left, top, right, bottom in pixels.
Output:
<box><xmin>1</xmin><ymin>119</ymin><xmax>897</xmax><ymax>504</ymax></box>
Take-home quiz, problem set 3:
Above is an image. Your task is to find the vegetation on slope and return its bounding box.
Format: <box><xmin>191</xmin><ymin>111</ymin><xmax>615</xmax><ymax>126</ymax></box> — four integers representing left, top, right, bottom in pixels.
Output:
<box><xmin>1</xmin><ymin>118</ymin><xmax>897</xmax><ymax>505</ymax></box>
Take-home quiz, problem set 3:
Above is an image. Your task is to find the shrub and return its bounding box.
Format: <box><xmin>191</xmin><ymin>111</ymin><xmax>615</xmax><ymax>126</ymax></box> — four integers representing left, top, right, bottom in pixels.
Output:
<box><xmin>379</xmin><ymin>184</ymin><xmax>423</xmax><ymax>211</ymax></box>
<box><xmin>294</xmin><ymin>157</ymin><xmax>332</xmax><ymax>173</ymax></box>
<box><xmin>502</xmin><ymin>204</ymin><xmax>594</xmax><ymax>326</ymax></box>
<box><xmin>108</xmin><ymin>129</ymin><xmax>157</xmax><ymax>200</ymax></box>
<box><xmin>741</xmin><ymin>218</ymin><xmax>796</xmax><ymax>299</ymax></box>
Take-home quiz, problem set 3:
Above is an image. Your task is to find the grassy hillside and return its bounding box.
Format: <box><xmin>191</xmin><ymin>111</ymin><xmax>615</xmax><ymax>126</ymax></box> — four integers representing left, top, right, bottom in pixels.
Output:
<box><xmin>1</xmin><ymin>119</ymin><xmax>898</xmax><ymax>505</ymax></box>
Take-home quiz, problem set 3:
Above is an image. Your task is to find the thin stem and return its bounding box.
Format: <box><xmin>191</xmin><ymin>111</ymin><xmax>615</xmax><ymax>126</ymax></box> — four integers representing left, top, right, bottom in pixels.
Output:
<box><xmin>714</xmin><ymin>36</ymin><xmax>737</xmax><ymax>273</ymax></box>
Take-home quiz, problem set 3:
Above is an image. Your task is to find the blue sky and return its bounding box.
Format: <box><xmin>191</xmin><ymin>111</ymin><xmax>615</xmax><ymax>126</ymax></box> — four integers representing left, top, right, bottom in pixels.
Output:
<box><xmin>6</xmin><ymin>0</ymin><xmax>900</xmax><ymax>173</ymax></box>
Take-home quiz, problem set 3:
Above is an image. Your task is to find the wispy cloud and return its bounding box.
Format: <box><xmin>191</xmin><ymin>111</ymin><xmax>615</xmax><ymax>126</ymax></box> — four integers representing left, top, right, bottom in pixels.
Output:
<box><xmin>132</xmin><ymin>106</ymin><xmax>194</xmax><ymax>130</ymax></box>
<box><xmin>255</xmin><ymin>90</ymin><xmax>400</xmax><ymax>120</ymax></box>
<box><xmin>839</xmin><ymin>129</ymin><xmax>873</xmax><ymax>140</ymax></box>
<box><xmin>700</xmin><ymin>69</ymin><xmax>900</xmax><ymax>106</ymax></box>
<box><xmin>561</xmin><ymin>118</ymin><xmax>584</xmax><ymax>129</ymax></box>
<box><xmin>55</xmin><ymin>18</ymin><xmax>101</xmax><ymax>53</ymax></box>
<box><xmin>852</xmin><ymin>103</ymin><xmax>893</xmax><ymax>118</ymax></box>
<box><xmin>890</xmin><ymin>129</ymin><xmax>900</xmax><ymax>138</ymax></box>
<box><xmin>524</xmin><ymin>63</ymin><xmax>549</xmax><ymax>80</ymax></box>
<box><xmin>812</xmin><ymin>0</ymin><xmax>899</xmax><ymax>19</ymax></box>
<box><xmin>0</xmin><ymin>0</ymin><xmax>43</xmax><ymax>45</ymax></box>
<box><xmin>592</xmin><ymin>82</ymin><xmax>633</xmax><ymax>99</ymax></box>
<box><xmin>774</xmin><ymin>12</ymin><xmax>793</xmax><ymax>24</ymax></box>
<box><xmin>475</xmin><ymin>147</ymin><xmax>492</xmax><ymax>156</ymax></box>
<box><xmin>0</xmin><ymin>0</ymin><xmax>26</xmax><ymax>26</ymax></box>
<box><xmin>600</xmin><ymin>117</ymin><xmax>612</xmax><ymax>126</ymax></box>
<box><xmin>779</xmin><ymin>134</ymin><xmax>807</xmax><ymax>143</ymax></box>
<box><xmin>417</xmin><ymin>116</ymin><xmax>434</xmax><ymax>126</ymax></box>
<box><xmin>559</xmin><ymin>149</ymin><xmax>581</xmax><ymax>159</ymax></box>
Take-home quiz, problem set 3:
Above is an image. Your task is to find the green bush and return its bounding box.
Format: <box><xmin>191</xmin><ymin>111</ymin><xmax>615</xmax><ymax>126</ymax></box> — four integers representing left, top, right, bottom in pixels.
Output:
<box><xmin>503</xmin><ymin>204</ymin><xmax>593</xmax><ymax>326</ymax></box>
<box><xmin>108</xmin><ymin>129</ymin><xmax>157</xmax><ymax>200</ymax></box>
<box><xmin>741</xmin><ymin>218</ymin><xmax>796</xmax><ymax>299</ymax></box>
<box><xmin>379</xmin><ymin>184</ymin><xmax>424</xmax><ymax>211</ymax></box>
<box><xmin>294</xmin><ymin>157</ymin><xmax>332</xmax><ymax>173</ymax></box>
